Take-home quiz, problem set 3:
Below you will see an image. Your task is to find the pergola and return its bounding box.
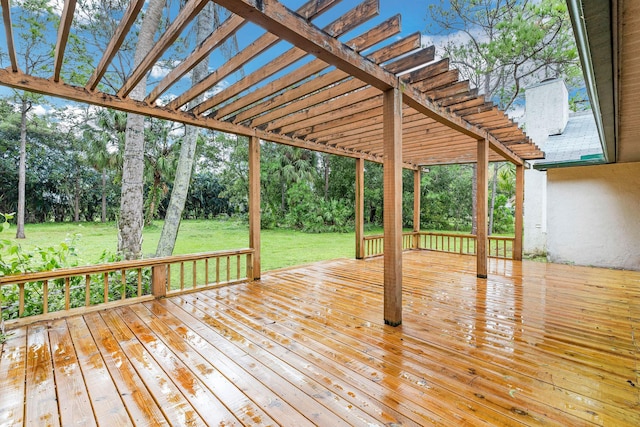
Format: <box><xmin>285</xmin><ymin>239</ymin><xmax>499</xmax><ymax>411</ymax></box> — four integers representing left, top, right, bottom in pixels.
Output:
<box><xmin>0</xmin><ymin>0</ymin><xmax>543</xmax><ymax>326</ymax></box>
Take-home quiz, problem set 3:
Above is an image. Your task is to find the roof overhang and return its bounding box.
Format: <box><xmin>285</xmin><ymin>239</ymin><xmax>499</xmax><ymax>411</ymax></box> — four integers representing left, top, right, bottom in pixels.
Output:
<box><xmin>568</xmin><ymin>0</ymin><xmax>640</xmax><ymax>164</ymax></box>
<box><xmin>566</xmin><ymin>0</ymin><xmax>616</xmax><ymax>163</ymax></box>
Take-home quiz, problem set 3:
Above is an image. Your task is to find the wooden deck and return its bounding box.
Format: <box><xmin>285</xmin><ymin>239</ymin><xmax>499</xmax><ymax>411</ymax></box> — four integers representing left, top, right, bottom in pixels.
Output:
<box><xmin>1</xmin><ymin>251</ymin><xmax>639</xmax><ymax>426</ymax></box>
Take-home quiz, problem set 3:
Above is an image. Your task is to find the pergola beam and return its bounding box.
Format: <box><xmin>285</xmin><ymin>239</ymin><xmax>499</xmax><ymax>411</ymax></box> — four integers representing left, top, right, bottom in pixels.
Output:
<box><xmin>86</xmin><ymin>0</ymin><xmax>145</xmax><ymax>91</ymax></box>
<box><xmin>53</xmin><ymin>0</ymin><xmax>76</xmax><ymax>82</ymax></box>
<box><xmin>168</xmin><ymin>0</ymin><xmax>340</xmax><ymax>111</ymax></box>
<box><xmin>212</xmin><ymin>0</ymin><xmax>398</xmax><ymax>91</ymax></box>
<box><xmin>1</xmin><ymin>0</ymin><xmax>19</xmax><ymax>72</ymax></box>
<box><xmin>244</xmin><ymin>32</ymin><xmax>423</xmax><ymax>129</ymax></box>
<box><xmin>118</xmin><ymin>0</ymin><xmax>211</xmax><ymax>98</ymax></box>
<box><xmin>209</xmin><ymin>0</ymin><xmax>525</xmax><ymax>166</ymax></box>
<box><xmin>223</xmin><ymin>17</ymin><xmax>401</xmax><ymax>121</ymax></box>
<box><xmin>226</xmin><ymin>19</ymin><xmax>407</xmax><ymax>123</ymax></box>
<box><xmin>0</xmin><ymin>69</ymin><xmax>405</xmax><ymax>166</ymax></box>
<box><xmin>146</xmin><ymin>14</ymin><xmax>246</xmax><ymax>104</ymax></box>
<box><xmin>195</xmin><ymin>0</ymin><xmax>380</xmax><ymax>116</ymax></box>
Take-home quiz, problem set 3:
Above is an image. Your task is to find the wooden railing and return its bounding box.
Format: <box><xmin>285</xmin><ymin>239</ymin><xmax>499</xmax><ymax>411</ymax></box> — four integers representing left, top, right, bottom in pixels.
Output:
<box><xmin>418</xmin><ymin>232</ymin><xmax>476</xmax><ymax>255</ymax></box>
<box><xmin>362</xmin><ymin>232</ymin><xmax>415</xmax><ymax>258</ymax></box>
<box><xmin>362</xmin><ymin>231</ymin><xmax>514</xmax><ymax>260</ymax></box>
<box><xmin>0</xmin><ymin>248</ymin><xmax>254</xmax><ymax>327</ymax></box>
<box><xmin>362</xmin><ymin>234</ymin><xmax>384</xmax><ymax>258</ymax></box>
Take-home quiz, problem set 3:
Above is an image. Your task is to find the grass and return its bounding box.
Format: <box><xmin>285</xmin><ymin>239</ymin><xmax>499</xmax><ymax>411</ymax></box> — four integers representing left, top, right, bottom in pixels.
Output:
<box><xmin>3</xmin><ymin>219</ymin><xmax>358</xmax><ymax>272</ymax></box>
<box><xmin>3</xmin><ymin>219</ymin><xmax>519</xmax><ymax>272</ymax></box>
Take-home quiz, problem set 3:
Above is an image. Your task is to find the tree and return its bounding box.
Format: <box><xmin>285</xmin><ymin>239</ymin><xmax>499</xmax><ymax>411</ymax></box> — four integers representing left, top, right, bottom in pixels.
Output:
<box><xmin>117</xmin><ymin>0</ymin><xmax>165</xmax><ymax>259</ymax></box>
<box><xmin>156</xmin><ymin>3</ymin><xmax>216</xmax><ymax>256</ymax></box>
<box><xmin>8</xmin><ymin>0</ymin><xmax>58</xmax><ymax>238</ymax></box>
<box><xmin>427</xmin><ymin>0</ymin><xmax>581</xmax><ymax>233</ymax></box>
<box><xmin>87</xmin><ymin>109</ymin><xmax>126</xmax><ymax>222</ymax></box>
<box><xmin>428</xmin><ymin>0</ymin><xmax>580</xmax><ymax>110</ymax></box>
<box><xmin>143</xmin><ymin>118</ymin><xmax>178</xmax><ymax>225</ymax></box>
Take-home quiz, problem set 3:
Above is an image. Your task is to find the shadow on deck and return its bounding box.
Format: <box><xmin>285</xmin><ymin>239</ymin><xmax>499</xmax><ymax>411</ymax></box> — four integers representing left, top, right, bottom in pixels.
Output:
<box><xmin>1</xmin><ymin>251</ymin><xmax>639</xmax><ymax>426</ymax></box>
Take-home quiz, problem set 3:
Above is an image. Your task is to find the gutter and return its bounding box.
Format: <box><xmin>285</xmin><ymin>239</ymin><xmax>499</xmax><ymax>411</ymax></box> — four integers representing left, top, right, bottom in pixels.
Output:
<box><xmin>533</xmin><ymin>154</ymin><xmax>606</xmax><ymax>171</ymax></box>
<box><xmin>566</xmin><ymin>0</ymin><xmax>616</xmax><ymax>163</ymax></box>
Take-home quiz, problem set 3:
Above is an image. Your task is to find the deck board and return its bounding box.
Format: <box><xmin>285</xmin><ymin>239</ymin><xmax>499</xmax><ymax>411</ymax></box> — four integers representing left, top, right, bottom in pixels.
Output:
<box><xmin>1</xmin><ymin>251</ymin><xmax>639</xmax><ymax>426</ymax></box>
<box><xmin>48</xmin><ymin>319</ymin><xmax>97</xmax><ymax>427</ymax></box>
<box><xmin>0</xmin><ymin>326</ymin><xmax>26</xmax><ymax>426</ymax></box>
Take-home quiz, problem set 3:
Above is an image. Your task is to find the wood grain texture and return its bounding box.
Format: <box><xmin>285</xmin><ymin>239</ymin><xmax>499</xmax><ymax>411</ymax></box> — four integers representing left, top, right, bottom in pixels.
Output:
<box><xmin>355</xmin><ymin>157</ymin><xmax>365</xmax><ymax>259</ymax></box>
<box><xmin>249</xmin><ymin>135</ymin><xmax>261</xmax><ymax>279</ymax></box>
<box><xmin>25</xmin><ymin>324</ymin><xmax>59</xmax><ymax>426</ymax></box>
<box><xmin>514</xmin><ymin>164</ymin><xmax>524</xmax><ymax>260</ymax></box>
<box><xmin>0</xmin><ymin>327</ymin><xmax>27</xmax><ymax>426</ymax></box>
<box><xmin>383</xmin><ymin>87</ymin><xmax>403</xmax><ymax>326</ymax></box>
<box><xmin>476</xmin><ymin>139</ymin><xmax>489</xmax><ymax>278</ymax></box>
<box><xmin>413</xmin><ymin>169</ymin><xmax>421</xmax><ymax>237</ymax></box>
<box><xmin>5</xmin><ymin>251</ymin><xmax>638</xmax><ymax>425</ymax></box>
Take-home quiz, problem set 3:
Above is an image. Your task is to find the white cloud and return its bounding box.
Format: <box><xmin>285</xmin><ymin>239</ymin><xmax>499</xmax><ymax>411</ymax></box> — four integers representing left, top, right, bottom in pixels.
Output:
<box><xmin>421</xmin><ymin>28</ymin><xmax>489</xmax><ymax>58</ymax></box>
<box><xmin>30</xmin><ymin>104</ymin><xmax>49</xmax><ymax>116</ymax></box>
<box><xmin>150</xmin><ymin>64</ymin><xmax>172</xmax><ymax>80</ymax></box>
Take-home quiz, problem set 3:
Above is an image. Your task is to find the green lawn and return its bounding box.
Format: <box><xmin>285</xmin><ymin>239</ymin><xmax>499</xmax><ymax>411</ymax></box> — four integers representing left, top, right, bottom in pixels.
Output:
<box><xmin>3</xmin><ymin>219</ymin><xmax>358</xmax><ymax>272</ymax></box>
<box><xmin>3</xmin><ymin>220</ymin><xmax>518</xmax><ymax>272</ymax></box>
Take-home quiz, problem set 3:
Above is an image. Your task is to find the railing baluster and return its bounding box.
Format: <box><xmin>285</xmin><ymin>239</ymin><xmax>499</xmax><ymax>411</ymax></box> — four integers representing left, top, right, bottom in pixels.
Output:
<box><xmin>205</xmin><ymin>259</ymin><xmax>209</xmax><ymax>284</ymax></box>
<box><xmin>18</xmin><ymin>283</ymin><xmax>24</xmax><ymax>317</ymax></box>
<box><xmin>43</xmin><ymin>280</ymin><xmax>49</xmax><ymax>314</ymax></box>
<box><xmin>65</xmin><ymin>277</ymin><xmax>71</xmax><ymax>310</ymax></box>
<box><xmin>180</xmin><ymin>262</ymin><xmax>185</xmax><ymax>291</ymax></box>
<box><xmin>137</xmin><ymin>269</ymin><xmax>142</xmax><ymax>297</ymax></box>
<box><xmin>121</xmin><ymin>270</ymin><xmax>126</xmax><ymax>300</ymax></box>
<box><xmin>226</xmin><ymin>256</ymin><xmax>231</xmax><ymax>282</ymax></box>
<box><xmin>85</xmin><ymin>275</ymin><xmax>91</xmax><ymax>307</ymax></box>
<box><xmin>236</xmin><ymin>255</ymin><xmax>241</xmax><ymax>280</ymax></box>
<box><xmin>167</xmin><ymin>264</ymin><xmax>172</xmax><ymax>291</ymax></box>
<box><xmin>216</xmin><ymin>258</ymin><xmax>220</xmax><ymax>283</ymax></box>
<box><xmin>193</xmin><ymin>261</ymin><xmax>197</xmax><ymax>289</ymax></box>
<box><xmin>103</xmin><ymin>273</ymin><xmax>109</xmax><ymax>303</ymax></box>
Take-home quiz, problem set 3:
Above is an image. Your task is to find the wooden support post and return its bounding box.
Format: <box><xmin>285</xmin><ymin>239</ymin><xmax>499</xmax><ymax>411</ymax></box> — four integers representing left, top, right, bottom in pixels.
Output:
<box><xmin>413</xmin><ymin>169</ymin><xmax>421</xmax><ymax>249</ymax></box>
<box><xmin>248</xmin><ymin>135</ymin><xmax>261</xmax><ymax>280</ymax></box>
<box><xmin>152</xmin><ymin>265</ymin><xmax>167</xmax><ymax>298</ymax></box>
<box><xmin>383</xmin><ymin>86</ymin><xmax>402</xmax><ymax>326</ymax></box>
<box><xmin>477</xmin><ymin>138</ymin><xmax>489</xmax><ymax>278</ymax></box>
<box><xmin>355</xmin><ymin>157</ymin><xmax>365</xmax><ymax>259</ymax></box>
<box><xmin>514</xmin><ymin>164</ymin><xmax>524</xmax><ymax>261</ymax></box>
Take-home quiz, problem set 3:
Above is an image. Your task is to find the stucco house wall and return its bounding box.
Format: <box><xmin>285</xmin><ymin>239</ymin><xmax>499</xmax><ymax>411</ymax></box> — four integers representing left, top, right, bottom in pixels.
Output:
<box><xmin>546</xmin><ymin>162</ymin><xmax>640</xmax><ymax>270</ymax></box>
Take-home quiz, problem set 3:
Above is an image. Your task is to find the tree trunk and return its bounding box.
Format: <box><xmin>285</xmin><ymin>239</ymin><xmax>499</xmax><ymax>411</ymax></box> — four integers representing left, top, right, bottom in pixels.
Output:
<box><xmin>281</xmin><ymin>178</ymin><xmax>286</xmax><ymax>213</ymax></box>
<box><xmin>323</xmin><ymin>154</ymin><xmax>330</xmax><ymax>201</ymax></box>
<box><xmin>74</xmin><ymin>175</ymin><xmax>80</xmax><ymax>222</ymax></box>
<box><xmin>471</xmin><ymin>163</ymin><xmax>477</xmax><ymax>235</ymax></box>
<box><xmin>156</xmin><ymin>3</ymin><xmax>214</xmax><ymax>257</ymax></box>
<box><xmin>101</xmin><ymin>168</ymin><xmax>107</xmax><ymax>222</ymax></box>
<box><xmin>488</xmin><ymin>163</ymin><xmax>499</xmax><ymax>235</ymax></box>
<box><xmin>117</xmin><ymin>0</ymin><xmax>165</xmax><ymax>260</ymax></box>
<box><xmin>16</xmin><ymin>98</ymin><xmax>30</xmax><ymax>239</ymax></box>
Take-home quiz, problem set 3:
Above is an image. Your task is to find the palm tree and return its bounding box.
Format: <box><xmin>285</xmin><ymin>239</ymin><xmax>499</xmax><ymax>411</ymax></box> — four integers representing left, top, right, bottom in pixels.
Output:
<box><xmin>85</xmin><ymin>109</ymin><xmax>125</xmax><ymax>222</ymax></box>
